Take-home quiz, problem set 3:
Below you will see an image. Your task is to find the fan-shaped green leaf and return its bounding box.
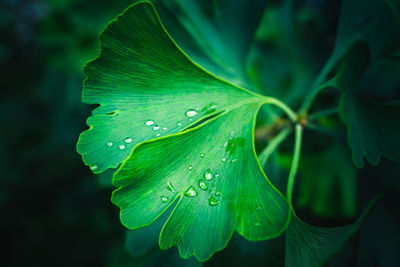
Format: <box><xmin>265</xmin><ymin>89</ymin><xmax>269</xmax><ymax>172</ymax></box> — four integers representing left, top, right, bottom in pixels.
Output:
<box><xmin>337</xmin><ymin>43</ymin><xmax>400</xmax><ymax>168</ymax></box>
<box><xmin>77</xmin><ymin>1</ymin><xmax>261</xmax><ymax>173</ymax></box>
<box><xmin>285</xmin><ymin>196</ymin><xmax>380</xmax><ymax>267</ymax></box>
<box><xmin>112</xmin><ymin>104</ymin><xmax>289</xmax><ymax>261</ymax></box>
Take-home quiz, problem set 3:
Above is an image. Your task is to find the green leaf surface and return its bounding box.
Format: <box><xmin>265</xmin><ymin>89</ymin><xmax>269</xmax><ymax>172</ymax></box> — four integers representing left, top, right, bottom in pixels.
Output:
<box><xmin>152</xmin><ymin>0</ymin><xmax>268</xmax><ymax>87</ymax></box>
<box><xmin>340</xmin><ymin>95</ymin><xmax>400</xmax><ymax>168</ymax></box>
<box><xmin>77</xmin><ymin>1</ymin><xmax>260</xmax><ymax>173</ymax></box>
<box><xmin>248</xmin><ymin>1</ymin><xmax>322</xmax><ymax>103</ymax></box>
<box><xmin>300</xmin><ymin>0</ymin><xmax>400</xmax><ymax>113</ymax></box>
<box><xmin>112</xmin><ymin>104</ymin><xmax>289</xmax><ymax>261</ymax></box>
<box><xmin>338</xmin><ymin>44</ymin><xmax>400</xmax><ymax>168</ymax></box>
<box><xmin>285</xmin><ymin>196</ymin><xmax>380</xmax><ymax>267</ymax></box>
<box><xmin>331</xmin><ymin>0</ymin><xmax>400</xmax><ymax>65</ymax></box>
<box><xmin>297</xmin><ymin>143</ymin><xmax>357</xmax><ymax>218</ymax></box>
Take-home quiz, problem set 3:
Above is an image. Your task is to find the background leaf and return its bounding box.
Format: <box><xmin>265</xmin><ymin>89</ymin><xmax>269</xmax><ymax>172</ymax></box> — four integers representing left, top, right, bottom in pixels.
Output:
<box><xmin>338</xmin><ymin>43</ymin><xmax>400</xmax><ymax>167</ymax></box>
<box><xmin>285</xmin><ymin>196</ymin><xmax>380</xmax><ymax>267</ymax></box>
<box><xmin>297</xmin><ymin>142</ymin><xmax>357</xmax><ymax>218</ymax></box>
<box><xmin>152</xmin><ymin>0</ymin><xmax>268</xmax><ymax>88</ymax></box>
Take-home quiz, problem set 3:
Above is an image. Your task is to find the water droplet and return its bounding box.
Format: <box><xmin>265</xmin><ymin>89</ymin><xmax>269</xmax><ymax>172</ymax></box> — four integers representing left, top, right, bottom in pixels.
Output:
<box><xmin>145</xmin><ymin>120</ymin><xmax>154</xmax><ymax>126</ymax></box>
<box><xmin>119</xmin><ymin>144</ymin><xmax>126</xmax><ymax>150</ymax></box>
<box><xmin>167</xmin><ymin>181</ymin><xmax>176</xmax><ymax>193</ymax></box>
<box><xmin>125</xmin><ymin>137</ymin><xmax>132</xmax><ymax>143</ymax></box>
<box><xmin>162</xmin><ymin>127</ymin><xmax>167</xmax><ymax>130</ymax></box>
<box><xmin>200</xmin><ymin>153</ymin><xmax>205</xmax><ymax>158</ymax></box>
<box><xmin>185</xmin><ymin>109</ymin><xmax>198</xmax><ymax>118</ymax></box>
<box><xmin>221</xmin><ymin>158</ymin><xmax>227</xmax><ymax>163</ymax></box>
<box><xmin>230</xmin><ymin>131</ymin><xmax>235</xmax><ymax>136</ymax></box>
<box><xmin>231</xmin><ymin>159</ymin><xmax>238</xmax><ymax>163</ymax></box>
<box><xmin>215</xmin><ymin>174</ymin><xmax>220</xmax><ymax>178</ymax></box>
<box><xmin>254</xmin><ymin>222</ymin><xmax>261</xmax><ymax>227</ymax></box>
<box><xmin>90</xmin><ymin>165</ymin><xmax>98</xmax><ymax>171</ymax></box>
<box><xmin>153</xmin><ymin>125</ymin><xmax>160</xmax><ymax>130</ymax></box>
<box><xmin>188</xmin><ymin>165</ymin><xmax>193</xmax><ymax>170</ymax></box>
<box><xmin>218</xmin><ymin>147</ymin><xmax>221</xmax><ymax>151</ymax></box>
<box><xmin>208</xmin><ymin>196</ymin><xmax>219</xmax><ymax>206</ymax></box>
<box><xmin>204</xmin><ymin>169</ymin><xmax>213</xmax><ymax>181</ymax></box>
<box><xmin>223</xmin><ymin>141</ymin><xmax>228</xmax><ymax>147</ymax></box>
<box><xmin>160</xmin><ymin>196</ymin><xmax>168</xmax><ymax>203</ymax></box>
<box><xmin>184</xmin><ymin>186</ymin><xmax>198</xmax><ymax>197</ymax></box>
<box><xmin>106</xmin><ymin>142</ymin><xmax>113</xmax><ymax>147</ymax></box>
<box><xmin>177</xmin><ymin>122</ymin><xmax>182</xmax><ymax>126</ymax></box>
<box><xmin>195</xmin><ymin>107</ymin><xmax>200</xmax><ymax>110</ymax></box>
<box><xmin>216</xmin><ymin>191</ymin><xmax>222</xmax><ymax>196</ymax></box>
<box><xmin>156</xmin><ymin>133</ymin><xmax>161</xmax><ymax>136</ymax></box>
<box><xmin>198</xmin><ymin>179</ymin><xmax>208</xmax><ymax>190</ymax></box>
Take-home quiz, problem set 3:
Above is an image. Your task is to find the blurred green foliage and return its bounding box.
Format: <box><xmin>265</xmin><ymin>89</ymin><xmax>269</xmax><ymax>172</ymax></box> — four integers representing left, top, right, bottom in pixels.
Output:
<box><xmin>1</xmin><ymin>0</ymin><xmax>400</xmax><ymax>266</ymax></box>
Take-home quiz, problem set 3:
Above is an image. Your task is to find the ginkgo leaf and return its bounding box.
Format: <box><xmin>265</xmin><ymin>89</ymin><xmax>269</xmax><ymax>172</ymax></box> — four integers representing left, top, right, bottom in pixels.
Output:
<box><xmin>297</xmin><ymin>143</ymin><xmax>357</xmax><ymax>218</ymax></box>
<box><xmin>285</xmin><ymin>196</ymin><xmax>380</xmax><ymax>267</ymax></box>
<box><xmin>112</xmin><ymin>104</ymin><xmax>289</xmax><ymax>261</ymax></box>
<box><xmin>331</xmin><ymin>0</ymin><xmax>394</xmax><ymax>65</ymax></box>
<box><xmin>337</xmin><ymin>43</ymin><xmax>400</xmax><ymax>168</ymax></box>
<box><xmin>152</xmin><ymin>0</ymin><xmax>268</xmax><ymax>87</ymax></box>
<box><xmin>309</xmin><ymin>0</ymin><xmax>400</xmax><ymax>92</ymax></box>
<box><xmin>340</xmin><ymin>95</ymin><xmax>400</xmax><ymax>168</ymax></box>
<box><xmin>77</xmin><ymin>1</ymin><xmax>262</xmax><ymax>173</ymax></box>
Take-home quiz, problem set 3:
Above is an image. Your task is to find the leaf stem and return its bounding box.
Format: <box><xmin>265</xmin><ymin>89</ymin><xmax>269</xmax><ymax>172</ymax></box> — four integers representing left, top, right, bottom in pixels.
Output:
<box><xmin>263</xmin><ymin>97</ymin><xmax>297</xmax><ymax>122</ymax></box>
<box><xmin>286</xmin><ymin>124</ymin><xmax>303</xmax><ymax>202</ymax></box>
<box><xmin>308</xmin><ymin>107</ymin><xmax>339</xmax><ymax>121</ymax></box>
<box><xmin>258</xmin><ymin>127</ymin><xmax>292</xmax><ymax>167</ymax></box>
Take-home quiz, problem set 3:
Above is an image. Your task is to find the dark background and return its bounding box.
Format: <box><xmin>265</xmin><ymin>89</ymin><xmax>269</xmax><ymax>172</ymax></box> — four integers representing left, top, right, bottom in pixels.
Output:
<box><xmin>1</xmin><ymin>0</ymin><xmax>399</xmax><ymax>266</ymax></box>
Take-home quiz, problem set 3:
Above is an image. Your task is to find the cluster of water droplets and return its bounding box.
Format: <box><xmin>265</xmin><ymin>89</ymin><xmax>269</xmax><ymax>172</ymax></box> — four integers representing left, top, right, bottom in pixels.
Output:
<box><xmin>89</xmin><ymin>135</ymin><xmax>138</xmax><ymax>172</ymax></box>
<box><xmin>158</xmin><ymin>152</ymin><xmax>224</xmax><ymax>206</ymax></box>
<box><xmin>144</xmin><ymin>119</ymin><xmax>170</xmax><ymax>137</ymax></box>
<box><xmin>102</xmin><ymin>135</ymin><xmax>135</xmax><ymax>153</ymax></box>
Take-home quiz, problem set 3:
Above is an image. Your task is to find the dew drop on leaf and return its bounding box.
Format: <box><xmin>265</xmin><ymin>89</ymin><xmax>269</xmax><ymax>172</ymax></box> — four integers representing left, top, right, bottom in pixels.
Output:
<box><xmin>167</xmin><ymin>181</ymin><xmax>176</xmax><ymax>193</ymax></box>
<box><xmin>215</xmin><ymin>174</ymin><xmax>220</xmax><ymax>178</ymax></box>
<box><xmin>204</xmin><ymin>169</ymin><xmax>213</xmax><ymax>181</ymax></box>
<box><xmin>106</xmin><ymin>142</ymin><xmax>113</xmax><ymax>147</ymax></box>
<box><xmin>200</xmin><ymin>153</ymin><xmax>205</xmax><ymax>158</ymax></box>
<box><xmin>216</xmin><ymin>191</ymin><xmax>222</xmax><ymax>196</ymax></box>
<box><xmin>208</xmin><ymin>196</ymin><xmax>219</xmax><ymax>206</ymax></box>
<box><xmin>125</xmin><ymin>137</ymin><xmax>132</xmax><ymax>143</ymax></box>
<box><xmin>198</xmin><ymin>179</ymin><xmax>208</xmax><ymax>190</ymax></box>
<box><xmin>185</xmin><ymin>109</ymin><xmax>198</xmax><ymax>118</ymax></box>
<box><xmin>145</xmin><ymin>120</ymin><xmax>154</xmax><ymax>126</ymax></box>
<box><xmin>177</xmin><ymin>122</ymin><xmax>182</xmax><ymax>126</ymax></box>
<box><xmin>153</xmin><ymin>125</ymin><xmax>160</xmax><ymax>130</ymax></box>
<box><xmin>184</xmin><ymin>186</ymin><xmax>198</xmax><ymax>197</ymax></box>
<box><xmin>119</xmin><ymin>144</ymin><xmax>126</xmax><ymax>150</ymax></box>
<box><xmin>160</xmin><ymin>196</ymin><xmax>168</xmax><ymax>203</ymax></box>
<box><xmin>90</xmin><ymin>165</ymin><xmax>98</xmax><ymax>171</ymax></box>
<box><xmin>162</xmin><ymin>127</ymin><xmax>167</xmax><ymax>130</ymax></box>
<box><xmin>231</xmin><ymin>159</ymin><xmax>238</xmax><ymax>163</ymax></box>
<box><xmin>188</xmin><ymin>165</ymin><xmax>193</xmax><ymax>170</ymax></box>
<box><xmin>221</xmin><ymin>158</ymin><xmax>227</xmax><ymax>163</ymax></box>
<box><xmin>156</xmin><ymin>133</ymin><xmax>161</xmax><ymax>136</ymax></box>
